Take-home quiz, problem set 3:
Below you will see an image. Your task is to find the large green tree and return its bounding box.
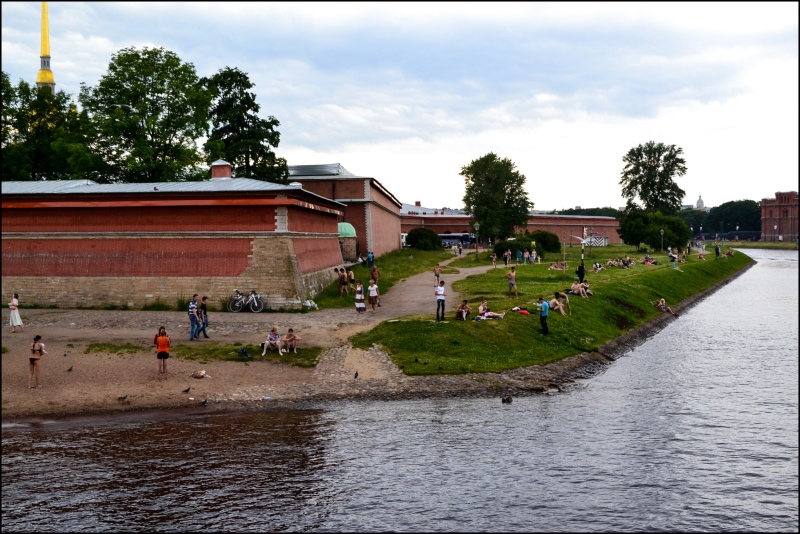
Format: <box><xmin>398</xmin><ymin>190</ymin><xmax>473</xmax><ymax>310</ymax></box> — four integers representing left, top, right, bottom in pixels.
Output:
<box><xmin>620</xmin><ymin>140</ymin><xmax>687</xmax><ymax>215</ymax></box>
<box><xmin>705</xmin><ymin>200</ymin><xmax>761</xmax><ymax>233</ymax></box>
<box><xmin>557</xmin><ymin>207</ymin><xmax>620</xmax><ymax>217</ymax></box>
<box><xmin>203</xmin><ymin>67</ymin><xmax>288</xmax><ymax>183</ymax></box>
<box><xmin>675</xmin><ymin>209</ymin><xmax>708</xmax><ymax>234</ymax></box>
<box><xmin>461</xmin><ymin>152</ymin><xmax>532</xmax><ymax>242</ymax></box>
<box><xmin>79</xmin><ymin>47</ymin><xmax>212</xmax><ymax>183</ymax></box>
<box><xmin>619</xmin><ymin>208</ymin><xmax>691</xmax><ymax>251</ymax></box>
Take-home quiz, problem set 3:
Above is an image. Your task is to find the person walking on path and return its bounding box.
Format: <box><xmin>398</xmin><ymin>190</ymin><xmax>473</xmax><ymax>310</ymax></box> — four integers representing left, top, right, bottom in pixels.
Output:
<box><xmin>490</xmin><ymin>253</ymin><xmax>497</xmax><ymax>268</ymax></box>
<box><xmin>196</xmin><ymin>296</ymin><xmax>210</xmax><ymax>339</ymax></box>
<box><xmin>576</xmin><ymin>261</ymin><xmax>586</xmax><ymax>284</ymax></box>
<box><xmin>155</xmin><ymin>326</ymin><xmax>171</xmax><ymax>378</ymax></box>
<box><xmin>433</xmin><ymin>264</ymin><xmax>442</xmax><ymax>285</ymax></box>
<box><xmin>9</xmin><ymin>293</ymin><xmax>24</xmax><ymax>333</ymax></box>
<box><xmin>28</xmin><ymin>334</ymin><xmax>47</xmax><ymax>388</ymax></box>
<box><xmin>370</xmin><ymin>265</ymin><xmax>381</xmax><ymax>286</ymax></box>
<box><xmin>354</xmin><ymin>280</ymin><xmax>366</xmax><ymax>314</ymax></box>
<box><xmin>367</xmin><ymin>279</ymin><xmax>381</xmax><ymax>312</ymax></box>
<box><xmin>505</xmin><ymin>266</ymin><xmax>518</xmax><ymax>298</ymax></box>
<box><xmin>715</xmin><ymin>245</ymin><xmax>721</xmax><ymax>258</ymax></box>
<box><xmin>189</xmin><ymin>294</ymin><xmax>200</xmax><ymax>340</ymax></box>
<box><xmin>536</xmin><ymin>297</ymin><xmax>549</xmax><ymax>335</ymax></box>
<box><xmin>435</xmin><ymin>280</ymin><xmax>447</xmax><ymax>321</ymax></box>
<box><xmin>367</xmin><ymin>251</ymin><xmax>374</xmax><ymax>268</ymax></box>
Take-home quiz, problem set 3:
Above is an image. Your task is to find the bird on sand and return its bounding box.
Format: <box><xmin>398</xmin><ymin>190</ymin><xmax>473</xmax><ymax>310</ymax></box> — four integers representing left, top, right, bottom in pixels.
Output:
<box><xmin>182</xmin><ymin>387</ymin><xmax>191</xmax><ymax>393</ymax></box>
<box><xmin>198</xmin><ymin>399</ymin><xmax>208</xmax><ymax>406</ymax></box>
<box><xmin>354</xmin><ymin>371</ymin><xmax>359</xmax><ymax>379</ymax></box>
<box><xmin>501</xmin><ymin>396</ymin><xmax>513</xmax><ymax>404</ymax></box>
<box><xmin>67</xmin><ymin>366</ymin><xmax>73</xmax><ymax>372</ymax></box>
<box><xmin>63</xmin><ymin>351</ymin><xmax>68</xmax><ymax>357</ymax></box>
<box><xmin>118</xmin><ymin>395</ymin><xmax>127</xmax><ymax>401</ymax></box>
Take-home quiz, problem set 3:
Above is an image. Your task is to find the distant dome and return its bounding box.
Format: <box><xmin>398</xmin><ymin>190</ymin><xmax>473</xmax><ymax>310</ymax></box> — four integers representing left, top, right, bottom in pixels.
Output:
<box><xmin>338</xmin><ymin>222</ymin><xmax>356</xmax><ymax>238</ymax></box>
<box><xmin>696</xmin><ymin>195</ymin><xmax>704</xmax><ymax>209</ymax></box>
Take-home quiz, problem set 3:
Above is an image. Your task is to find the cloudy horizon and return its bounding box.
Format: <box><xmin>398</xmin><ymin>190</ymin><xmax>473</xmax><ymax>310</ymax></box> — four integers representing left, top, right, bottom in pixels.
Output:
<box><xmin>2</xmin><ymin>2</ymin><xmax>797</xmax><ymax>210</ymax></box>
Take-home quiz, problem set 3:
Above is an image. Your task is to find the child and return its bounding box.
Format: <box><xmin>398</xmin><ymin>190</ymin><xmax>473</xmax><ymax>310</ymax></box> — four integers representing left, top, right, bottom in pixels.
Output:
<box><xmin>283</xmin><ymin>328</ymin><xmax>300</xmax><ymax>354</ymax></box>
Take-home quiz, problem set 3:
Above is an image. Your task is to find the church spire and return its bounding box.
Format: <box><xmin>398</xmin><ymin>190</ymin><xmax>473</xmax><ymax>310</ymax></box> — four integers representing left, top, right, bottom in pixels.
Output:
<box><xmin>35</xmin><ymin>2</ymin><xmax>55</xmax><ymax>93</ymax></box>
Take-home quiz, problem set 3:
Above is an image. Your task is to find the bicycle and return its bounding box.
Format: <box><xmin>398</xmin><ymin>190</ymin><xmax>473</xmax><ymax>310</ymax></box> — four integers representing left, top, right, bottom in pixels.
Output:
<box><xmin>227</xmin><ymin>289</ymin><xmax>265</xmax><ymax>313</ymax></box>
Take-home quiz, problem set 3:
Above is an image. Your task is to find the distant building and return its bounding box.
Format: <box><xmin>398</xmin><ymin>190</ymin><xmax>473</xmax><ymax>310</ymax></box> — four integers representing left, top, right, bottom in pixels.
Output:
<box><xmin>35</xmin><ymin>2</ymin><xmax>55</xmax><ymax>93</ymax></box>
<box><xmin>761</xmin><ymin>191</ymin><xmax>798</xmax><ymax>242</ymax></box>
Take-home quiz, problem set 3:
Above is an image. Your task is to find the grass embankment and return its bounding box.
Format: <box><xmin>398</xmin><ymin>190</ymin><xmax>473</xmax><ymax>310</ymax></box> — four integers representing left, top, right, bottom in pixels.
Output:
<box><xmin>352</xmin><ymin>246</ymin><xmax>753</xmax><ymax>375</ymax></box>
<box><xmin>83</xmin><ymin>342</ymin><xmax>322</xmax><ymax>367</ymax></box>
<box><xmin>313</xmin><ymin>248</ymin><xmax>454</xmax><ymax>309</ymax></box>
<box><xmin>730</xmin><ymin>241</ymin><xmax>796</xmax><ymax>250</ymax></box>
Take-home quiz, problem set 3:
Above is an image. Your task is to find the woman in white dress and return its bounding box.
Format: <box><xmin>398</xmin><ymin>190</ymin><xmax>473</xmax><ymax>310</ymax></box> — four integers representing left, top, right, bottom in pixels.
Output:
<box><xmin>10</xmin><ymin>293</ymin><xmax>24</xmax><ymax>333</ymax></box>
<box><xmin>354</xmin><ymin>281</ymin><xmax>366</xmax><ymax>314</ymax></box>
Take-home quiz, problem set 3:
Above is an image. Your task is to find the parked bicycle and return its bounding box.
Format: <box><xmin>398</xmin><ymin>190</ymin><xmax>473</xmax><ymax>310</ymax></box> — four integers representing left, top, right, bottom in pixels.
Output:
<box><xmin>227</xmin><ymin>289</ymin><xmax>265</xmax><ymax>313</ymax></box>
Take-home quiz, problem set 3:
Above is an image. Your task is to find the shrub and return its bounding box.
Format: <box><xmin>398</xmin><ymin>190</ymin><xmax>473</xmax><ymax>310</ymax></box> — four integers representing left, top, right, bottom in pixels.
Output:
<box><xmin>529</xmin><ymin>230</ymin><xmax>561</xmax><ymax>253</ymax></box>
<box><xmin>493</xmin><ymin>236</ymin><xmax>545</xmax><ymax>260</ymax></box>
<box><xmin>407</xmin><ymin>227</ymin><xmax>442</xmax><ymax>251</ymax></box>
<box><xmin>142</xmin><ymin>298</ymin><xmax>172</xmax><ymax>311</ymax></box>
<box><xmin>176</xmin><ymin>295</ymin><xmax>190</xmax><ymax>312</ymax></box>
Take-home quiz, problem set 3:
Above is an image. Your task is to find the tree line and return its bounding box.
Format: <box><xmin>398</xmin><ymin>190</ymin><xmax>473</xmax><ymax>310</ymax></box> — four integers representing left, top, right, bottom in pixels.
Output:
<box><xmin>1</xmin><ymin>46</ymin><xmax>287</xmax><ymax>183</ymax></box>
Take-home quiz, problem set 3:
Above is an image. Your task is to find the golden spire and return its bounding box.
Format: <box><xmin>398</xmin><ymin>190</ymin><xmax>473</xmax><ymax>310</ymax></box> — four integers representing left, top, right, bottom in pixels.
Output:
<box><xmin>35</xmin><ymin>2</ymin><xmax>55</xmax><ymax>92</ymax></box>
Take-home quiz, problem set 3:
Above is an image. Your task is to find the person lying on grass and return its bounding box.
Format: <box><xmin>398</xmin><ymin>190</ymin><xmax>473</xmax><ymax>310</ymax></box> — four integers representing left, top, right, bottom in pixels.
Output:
<box><xmin>477</xmin><ymin>300</ymin><xmax>505</xmax><ymax>319</ymax></box>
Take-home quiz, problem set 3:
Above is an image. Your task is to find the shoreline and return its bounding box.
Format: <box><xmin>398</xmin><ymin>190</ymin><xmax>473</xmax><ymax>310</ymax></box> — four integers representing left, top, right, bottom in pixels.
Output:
<box><xmin>1</xmin><ymin>261</ymin><xmax>756</xmax><ymax>426</ymax></box>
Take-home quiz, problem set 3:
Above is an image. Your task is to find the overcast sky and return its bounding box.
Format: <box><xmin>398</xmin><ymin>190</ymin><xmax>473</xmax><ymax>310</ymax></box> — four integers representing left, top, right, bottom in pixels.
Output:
<box><xmin>2</xmin><ymin>2</ymin><xmax>797</xmax><ymax>210</ymax></box>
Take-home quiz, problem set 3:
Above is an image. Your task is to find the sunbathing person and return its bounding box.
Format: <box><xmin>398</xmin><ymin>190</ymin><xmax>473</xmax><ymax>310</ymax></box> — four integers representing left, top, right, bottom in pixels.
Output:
<box><xmin>477</xmin><ymin>300</ymin><xmax>505</xmax><ymax>319</ymax></box>
<box><xmin>656</xmin><ymin>298</ymin><xmax>679</xmax><ymax>317</ymax></box>
<box><xmin>570</xmin><ymin>280</ymin><xmax>589</xmax><ymax>298</ymax></box>
<box><xmin>554</xmin><ymin>291</ymin><xmax>572</xmax><ymax>315</ymax></box>
<box><xmin>549</xmin><ymin>297</ymin><xmax>567</xmax><ymax>316</ymax></box>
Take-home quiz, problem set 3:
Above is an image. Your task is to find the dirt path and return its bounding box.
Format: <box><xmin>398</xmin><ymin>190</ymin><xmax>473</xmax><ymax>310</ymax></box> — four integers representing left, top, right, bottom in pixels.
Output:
<box><xmin>1</xmin><ymin>255</ymin><xmax>500</xmax><ymax>419</ymax></box>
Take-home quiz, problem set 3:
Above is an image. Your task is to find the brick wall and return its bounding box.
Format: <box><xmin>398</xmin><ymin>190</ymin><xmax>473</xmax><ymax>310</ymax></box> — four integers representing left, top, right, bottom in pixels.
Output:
<box><xmin>287</xmin><ymin>206</ymin><xmax>338</xmax><ymax>233</ymax></box>
<box><xmin>366</xmin><ymin>184</ymin><xmax>402</xmax><ymax>257</ymax></box>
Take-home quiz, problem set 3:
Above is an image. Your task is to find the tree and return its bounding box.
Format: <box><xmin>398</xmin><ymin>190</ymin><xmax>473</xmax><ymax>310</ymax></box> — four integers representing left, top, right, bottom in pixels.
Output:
<box><xmin>617</xmin><ymin>209</ymin><xmax>651</xmax><ymax>251</ymax></box>
<box><xmin>79</xmin><ymin>47</ymin><xmax>212</xmax><ymax>183</ymax></box>
<box><xmin>203</xmin><ymin>67</ymin><xmax>288</xmax><ymax>183</ymax></box>
<box><xmin>406</xmin><ymin>227</ymin><xmax>442</xmax><ymax>250</ymax></box>
<box><xmin>619</xmin><ymin>141</ymin><xmax>687</xmax><ymax>215</ymax></box>
<box><xmin>705</xmin><ymin>200</ymin><xmax>761</xmax><ymax>233</ymax></box>
<box><xmin>618</xmin><ymin>208</ymin><xmax>690</xmax><ymax>252</ymax></box>
<box><xmin>461</xmin><ymin>153</ymin><xmax>532</xmax><ymax>242</ymax></box>
<box><xmin>528</xmin><ymin>230</ymin><xmax>561</xmax><ymax>253</ymax></box>
<box><xmin>557</xmin><ymin>207</ymin><xmax>620</xmax><ymax>217</ymax></box>
<box><xmin>675</xmin><ymin>209</ymin><xmax>708</xmax><ymax>233</ymax></box>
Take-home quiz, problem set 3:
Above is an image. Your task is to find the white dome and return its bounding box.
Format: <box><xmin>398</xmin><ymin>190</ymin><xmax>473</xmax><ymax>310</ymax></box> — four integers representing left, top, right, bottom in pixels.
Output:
<box><xmin>696</xmin><ymin>195</ymin><xmax>704</xmax><ymax>209</ymax></box>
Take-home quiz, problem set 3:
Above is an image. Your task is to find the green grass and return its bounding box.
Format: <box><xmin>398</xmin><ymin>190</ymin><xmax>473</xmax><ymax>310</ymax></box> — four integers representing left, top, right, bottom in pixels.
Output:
<box><xmin>81</xmin><ymin>341</ymin><xmax>322</xmax><ymax>367</ymax></box>
<box><xmin>18</xmin><ymin>303</ymin><xmax>59</xmax><ymax>309</ymax></box>
<box><xmin>352</xmin><ymin>247</ymin><xmax>753</xmax><ymax>376</ymax></box>
<box><xmin>728</xmin><ymin>241</ymin><xmax>796</xmax><ymax>250</ymax></box>
<box><xmin>141</xmin><ymin>298</ymin><xmax>172</xmax><ymax>311</ymax></box>
<box><xmin>2</xmin><ymin>346</ymin><xmax>7</xmax><ymax>354</ymax></box>
<box><xmin>312</xmin><ymin>248</ymin><xmax>454</xmax><ymax>310</ymax></box>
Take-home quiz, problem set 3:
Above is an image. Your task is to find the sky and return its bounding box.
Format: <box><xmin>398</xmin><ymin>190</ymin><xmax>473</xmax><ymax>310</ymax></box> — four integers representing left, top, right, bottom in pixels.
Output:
<box><xmin>2</xmin><ymin>2</ymin><xmax>797</xmax><ymax>211</ymax></box>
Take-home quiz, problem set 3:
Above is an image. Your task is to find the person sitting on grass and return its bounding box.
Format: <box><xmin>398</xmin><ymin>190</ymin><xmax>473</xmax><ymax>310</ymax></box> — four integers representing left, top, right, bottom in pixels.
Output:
<box><xmin>549</xmin><ymin>297</ymin><xmax>567</xmax><ymax>316</ymax></box>
<box><xmin>581</xmin><ymin>282</ymin><xmax>594</xmax><ymax>296</ymax></box>
<box><xmin>554</xmin><ymin>291</ymin><xmax>572</xmax><ymax>315</ymax></box>
<box><xmin>283</xmin><ymin>328</ymin><xmax>300</xmax><ymax>354</ymax></box>
<box><xmin>656</xmin><ymin>298</ymin><xmax>679</xmax><ymax>317</ymax></box>
<box><xmin>456</xmin><ymin>300</ymin><xmax>472</xmax><ymax>321</ymax></box>
<box><xmin>262</xmin><ymin>326</ymin><xmax>283</xmax><ymax>356</ymax></box>
<box><xmin>697</xmin><ymin>251</ymin><xmax>706</xmax><ymax>260</ymax></box>
<box><xmin>569</xmin><ymin>280</ymin><xmax>589</xmax><ymax>298</ymax></box>
<box><xmin>477</xmin><ymin>300</ymin><xmax>505</xmax><ymax>319</ymax></box>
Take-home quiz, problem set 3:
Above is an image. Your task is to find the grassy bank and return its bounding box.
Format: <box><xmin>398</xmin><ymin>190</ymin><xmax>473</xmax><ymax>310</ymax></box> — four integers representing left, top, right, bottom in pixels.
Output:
<box><xmin>730</xmin><ymin>241</ymin><xmax>797</xmax><ymax>250</ymax></box>
<box><xmin>313</xmin><ymin>248</ymin><xmax>454</xmax><ymax>310</ymax></box>
<box><xmin>352</xmin><ymin>248</ymin><xmax>753</xmax><ymax>375</ymax></box>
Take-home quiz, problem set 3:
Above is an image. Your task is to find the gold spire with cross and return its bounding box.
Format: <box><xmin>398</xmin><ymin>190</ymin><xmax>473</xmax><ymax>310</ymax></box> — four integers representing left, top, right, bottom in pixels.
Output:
<box><xmin>35</xmin><ymin>2</ymin><xmax>55</xmax><ymax>92</ymax></box>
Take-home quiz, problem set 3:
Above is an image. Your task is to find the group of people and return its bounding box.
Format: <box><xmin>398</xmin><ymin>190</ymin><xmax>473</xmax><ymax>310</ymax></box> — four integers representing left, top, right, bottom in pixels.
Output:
<box><xmin>355</xmin><ymin>278</ymin><xmax>382</xmax><ymax>313</ymax></box>
<box><xmin>188</xmin><ymin>294</ymin><xmax>211</xmax><ymax>341</ymax></box>
<box><xmin>261</xmin><ymin>326</ymin><xmax>301</xmax><ymax>356</ymax></box>
<box><xmin>548</xmin><ymin>261</ymin><xmax>568</xmax><ymax>271</ymax></box>
<box><xmin>606</xmin><ymin>256</ymin><xmax>635</xmax><ymax>269</ymax></box>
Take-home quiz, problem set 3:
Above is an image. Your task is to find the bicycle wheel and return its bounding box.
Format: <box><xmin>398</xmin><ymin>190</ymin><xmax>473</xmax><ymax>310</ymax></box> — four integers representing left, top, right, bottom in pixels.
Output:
<box><xmin>250</xmin><ymin>297</ymin><xmax>265</xmax><ymax>313</ymax></box>
<box><xmin>228</xmin><ymin>298</ymin><xmax>244</xmax><ymax>313</ymax></box>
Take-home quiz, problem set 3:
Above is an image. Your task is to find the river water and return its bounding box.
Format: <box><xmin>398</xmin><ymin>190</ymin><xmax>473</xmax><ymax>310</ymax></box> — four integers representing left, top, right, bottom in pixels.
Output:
<box><xmin>3</xmin><ymin>249</ymin><xmax>797</xmax><ymax>532</ymax></box>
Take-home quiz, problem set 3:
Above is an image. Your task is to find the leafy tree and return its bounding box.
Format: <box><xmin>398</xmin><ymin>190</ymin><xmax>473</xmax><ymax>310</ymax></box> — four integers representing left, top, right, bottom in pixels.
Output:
<box><xmin>79</xmin><ymin>47</ymin><xmax>212</xmax><ymax>183</ymax></box>
<box><xmin>203</xmin><ymin>67</ymin><xmax>288</xmax><ymax>183</ymax></box>
<box><xmin>642</xmin><ymin>212</ymin><xmax>691</xmax><ymax>252</ymax></box>
<box><xmin>620</xmin><ymin>141</ymin><xmax>687</xmax><ymax>215</ymax></box>
<box><xmin>705</xmin><ymin>200</ymin><xmax>761</xmax><ymax>233</ymax></box>
<box><xmin>617</xmin><ymin>209</ymin><xmax>651</xmax><ymax>251</ymax></box>
<box><xmin>461</xmin><ymin>153</ymin><xmax>532</xmax><ymax>242</ymax></box>
<box><xmin>406</xmin><ymin>227</ymin><xmax>442</xmax><ymax>251</ymax></box>
<box><xmin>675</xmin><ymin>209</ymin><xmax>708</xmax><ymax>234</ymax></box>
<box><xmin>557</xmin><ymin>207</ymin><xmax>620</xmax><ymax>217</ymax></box>
<box><xmin>494</xmin><ymin>234</ymin><xmax>545</xmax><ymax>260</ymax></box>
<box><xmin>528</xmin><ymin>230</ymin><xmax>561</xmax><ymax>253</ymax></box>
<box><xmin>1</xmin><ymin>71</ymin><xmax>14</xmax><ymax>149</ymax></box>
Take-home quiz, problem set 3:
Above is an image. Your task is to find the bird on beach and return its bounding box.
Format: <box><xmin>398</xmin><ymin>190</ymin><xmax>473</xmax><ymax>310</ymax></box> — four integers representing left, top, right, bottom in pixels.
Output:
<box><xmin>118</xmin><ymin>395</ymin><xmax>127</xmax><ymax>401</ymax></box>
<box><xmin>354</xmin><ymin>371</ymin><xmax>359</xmax><ymax>379</ymax></box>
<box><xmin>182</xmin><ymin>387</ymin><xmax>190</xmax><ymax>393</ymax></box>
<box><xmin>63</xmin><ymin>351</ymin><xmax>68</xmax><ymax>357</ymax></box>
<box><xmin>198</xmin><ymin>399</ymin><xmax>208</xmax><ymax>406</ymax></box>
<box><xmin>501</xmin><ymin>396</ymin><xmax>513</xmax><ymax>404</ymax></box>
<box><xmin>67</xmin><ymin>366</ymin><xmax>73</xmax><ymax>372</ymax></box>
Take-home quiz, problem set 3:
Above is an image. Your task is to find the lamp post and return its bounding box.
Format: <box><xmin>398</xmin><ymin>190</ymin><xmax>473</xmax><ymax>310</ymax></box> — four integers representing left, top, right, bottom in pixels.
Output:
<box><xmin>569</xmin><ymin>231</ymin><xmax>572</xmax><ymax>248</ymax></box>
<box><xmin>474</xmin><ymin>222</ymin><xmax>480</xmax><ymax>259</ymax></box>
<box><xmin>563</xmin><ymin>234</ymin><xmax>567</xmax><ymax>276</ymax></box>
<box><xmin>774</xmin><ymin>224</ymin><xmax>778</xmax><ymax>242</ymax></box>
<box><xmin>735</xmin><ymin>224</ymin><xmax>739</xmax><ymax>242</ymax></box>
<box><xmin>660</xmin><ymin>228</ymin><xmax>664</xmax><ymax>252</ymax></box>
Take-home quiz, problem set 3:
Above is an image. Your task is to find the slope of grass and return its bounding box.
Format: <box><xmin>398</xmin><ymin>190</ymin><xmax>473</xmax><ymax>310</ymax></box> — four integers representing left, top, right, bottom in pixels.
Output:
<box><xmin>352</xmin><ymin>250</ymin><xmax>753</xmax><ymax>375</ymax></box>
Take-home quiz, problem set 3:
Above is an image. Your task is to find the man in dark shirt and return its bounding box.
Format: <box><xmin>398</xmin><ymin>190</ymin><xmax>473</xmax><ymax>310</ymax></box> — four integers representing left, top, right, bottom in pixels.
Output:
<box><xmin>196</xmin><ymin>296</ymin><xmax>210</xmax><ymax>339</ymax></box>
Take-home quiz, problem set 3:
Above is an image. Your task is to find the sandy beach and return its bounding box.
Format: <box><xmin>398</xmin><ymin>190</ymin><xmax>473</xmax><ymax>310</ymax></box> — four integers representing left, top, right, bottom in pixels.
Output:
<box><xmin>1</xmin><ymin>257</ymin><xmax>754</xmax><ymax>421</ymax></box>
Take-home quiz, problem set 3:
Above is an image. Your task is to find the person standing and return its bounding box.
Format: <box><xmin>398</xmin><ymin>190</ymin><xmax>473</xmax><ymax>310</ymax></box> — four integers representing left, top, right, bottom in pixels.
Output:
<box><xmin>155</xmin><ymin>326</ymin><xmax>171</xmax><ymax>378</ymax></box>
<box><xmin>536</xmin><ymin>297</ymin><xmax>549</xmax><ymax>335</ymax></box>
<box><xmin>370</xmin><ymin>265</ymin><xmax>381</xmax><ymax>286</ymax></box>
<box><xmin>196</xmin><ymin>296</ymin><xmax>210</xmax><ymax>339</ymax></box>
<box><xmin>188</xmin><ymin>294</ymin><xmax>200</xmax><ymax>340</ymax></box>
<box><xmin>523</xmin><ymin>249</ymin><xmax>530</xmax><ymax>265</ymax></box>
<box><xmin>354</xmin><ymin>280</ymin><xmax>366</xmax><ymax>314</ymax></box>
<box><xmin>505</xmin><ymin>266</ymin><xmax>518</xmax><ymax>298</ymax></box>
<box><xmin>367</xmin><ymin>251</ymin><xmax>374</xmax><ymax>268</ymax></box>
<box><xmin>576</xmin><ymin>261</ymin><xmax>586</xmax><ymax>284</ymax></box>
<box><xmin>715</xmin><ymin>245</ymin><xmax>720</xmax><ymax>258</ymax></box>
<box><xmin>490</xmin><ymin>253</ymin><xmax>497</xmax><ymax>268</ymax></box>
<box><xmin>347</xmin><ymin>269</ymin><xmax>356</xmax><ymax>292</ymax></box>
<box><xmin>433</xmin><ymin>264</ymin><xmax>442</xmax><ymax>285</ymax></box>
<box><xmin>28</xmin><ymin>334</ymin><xmax>47</xmax><ymax>388</ymax></box>
<box><xmin>435</xmin><ymin>280</ymin><xmax>446</xmax><ymax>321</ymax></box>
<box><xmin>9</xmin><ymin>293</ymin><xmax>24</xmax><ymax>333</ymax></box>
<box><xmin>367</xmin><ymin>279</ymin><xmax>381</xmax><ymax>312</ymax></box>
<box><xmin>516</xmin><ymin>249</ymin><xmax>522</xmax><ymax>265</ymax></box>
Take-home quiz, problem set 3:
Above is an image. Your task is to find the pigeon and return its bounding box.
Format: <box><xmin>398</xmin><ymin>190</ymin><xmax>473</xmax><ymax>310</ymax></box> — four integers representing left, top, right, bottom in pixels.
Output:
<box><xmin>198</xmin><ymin>399</ymin><xmax>208</xmax><ymax>406</ymax></box>
<box><xmin>501</xmin><ymin>396</ymin><xmax>513</xmax><ymax>404</ymax></box>
<box><xmin>414</xmin><ymin>357</ymin><xmax>418</xmax><ymax>363</ymax></box>
<box><xmin>354</xmin><ymin>371</ymin><xmax>359</xmax><ymax>379</ymax></box>
<box><xmin>67</xmin><ymin>366</ymin><xmax>73</xmax><ymax>372</ymax></box>
<box><xmin>153</xmin><ymin>186</ymin><xmax>159</xmax><ymax>191</ymax></box>
<box><xmin>118</xmin><ymin>395</ymin><xmax>127</xmax><ymax>401</ymax></box>
<box><xmin>423</xmin><ymin>360</ymin><xmax>428</xmax><ymax>365</ymax></box>
<box><xmin>182</xmin><ymin>387</ymin><xmax>190</xmax><ymax>393</ymax></box>
<box><xmin>63</xmin><ymin>351</ymin><xmax>68</xmax><ymax>357</ymax></box>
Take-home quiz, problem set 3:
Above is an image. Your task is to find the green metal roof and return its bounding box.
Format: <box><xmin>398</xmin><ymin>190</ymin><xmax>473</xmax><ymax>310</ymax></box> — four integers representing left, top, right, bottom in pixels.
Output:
<box><xmin>338</xmin><ymin>222</ymin><xmax>357</xmax><ymax>238</ymax></box>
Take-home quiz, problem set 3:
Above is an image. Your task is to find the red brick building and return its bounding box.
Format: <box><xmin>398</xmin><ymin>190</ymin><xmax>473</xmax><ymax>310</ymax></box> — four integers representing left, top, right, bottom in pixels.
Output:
<box><xmin>2</xmin><ymin>163</ymin><xmax>346</xmax><ymax>309</ymax></box>
<box><xmin>761</xmin><ymin>191</ymin><xmax>798</xmax><ymax>242</ymax></box>
<box><xmin>289</xmin><ymin>164</ymin><xmax>403</xmax><ymax>258</ymax></box>
<box><xmin>401</xmin><ymin>202</ymin><xmax>621</xmax><ymax>243</ymax></box>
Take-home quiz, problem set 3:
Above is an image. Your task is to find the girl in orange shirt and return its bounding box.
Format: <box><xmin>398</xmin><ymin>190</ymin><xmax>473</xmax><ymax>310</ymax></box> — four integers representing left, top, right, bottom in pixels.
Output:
<box><xmin>155</xmin><ymin>326</ymin><xmax>171</xmax><ymax>378</ymax></box>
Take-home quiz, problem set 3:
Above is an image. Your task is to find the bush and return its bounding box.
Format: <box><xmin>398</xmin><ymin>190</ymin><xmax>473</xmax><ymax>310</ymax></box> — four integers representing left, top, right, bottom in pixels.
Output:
<box><xmin>142</xmin><ymin>298</ymin><xmax>172</xmax><ymax>311</ymax></box>
<box><xmin>407</xmin><ymin>227</ymin><xmax>442</xmax><ymax>251</ymax></box>
<box><xmin>529</xmin><ymin>230</ymin><xmax>561</xmax><ymax>253</ymax></box>
<box><xmin>493</xmin><ymin>236</ymin><xmax>545</xmax><ymax>260</ymax></box>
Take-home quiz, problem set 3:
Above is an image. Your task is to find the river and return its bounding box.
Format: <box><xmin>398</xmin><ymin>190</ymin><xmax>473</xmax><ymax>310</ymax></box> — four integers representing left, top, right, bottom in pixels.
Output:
<box><xmin>2</xmin><ymin>249</ymin><xmax>797</xmax><ymax>532</ymax></box>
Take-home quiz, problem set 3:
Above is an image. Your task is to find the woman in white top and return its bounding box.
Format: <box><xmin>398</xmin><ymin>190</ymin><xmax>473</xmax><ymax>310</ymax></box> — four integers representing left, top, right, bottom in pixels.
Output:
<box><xmin>10</xmin><ymin>293</ymin><xmax>23</xmax><ymax>333</ymax></box>
<box><xmin>354</xmin><ymin>281</ymin><xmax>366</xmax><ymax>313</ymax></box>
<box><xmin>367</xmin><ymin>279</ymin><xmax>381</xmax><ymax>312</ymax></box>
